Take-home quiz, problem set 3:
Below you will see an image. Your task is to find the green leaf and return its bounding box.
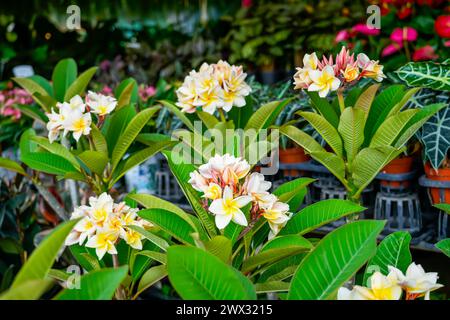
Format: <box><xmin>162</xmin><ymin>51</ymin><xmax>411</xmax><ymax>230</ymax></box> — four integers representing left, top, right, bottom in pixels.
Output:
<box><xmin>370</xmin><ymin>109</ymin><xmax>419</xmax><ymax>148</ymax></box>
<box><xmin>127</xmin><ymin>193</ymin><xmax>197</xmax><ymax>231</ymax></box>
<box><xmin>435</xmin><ymin>239</ymin><xmax>450</xmax><ymax>258</ymax></box>
<box><xmin>64</xmin><ymin>66</ymin><xmax>98</xmax><ymax>101</ymax></box>
<box><xmin>167</xmin><ymin>246</ymin><xmax>256</xmax><ymax>300</ymax></box>
<box><xmin>288</xmin><ymin>220</ymin><xmax>385</xmax><ymax>300</ymax></box>
<box><xmin>135</xmin><ymin>265</ymin><xmax>167</xmax><ymax>298</ymax></box>
<box><xmin>197</xmin><ymin>111</ymin><xmax>219</xmax><ymax>129</ymax></box>
<box><xmin>90</xmin><ymin>124</ymin><xmax>108</xmax><ymax>155</ymax></box>
<box><xmin>363</xmin><ymin>231</ymin><xmax>412</xmax><ymax>286</ymax></box>
<box><xmin>280</xmin><ymin>199</ymin><xmax>365</xmax><ymax>236</ymax></box>
<box><xmin>12</xmin><ymin>77</ymin><xmax>55</xmax><ymax>112</ymax></box>
<box><xmin>255</xmin><ymin>281</ymin><xmax>290</xmax><ymax>293</ymax></box>
<box><xmin>136</xmin><ymin>250</ymin><xmax>167</xmax><ymax>264</ymax></box>
<box><xmin>127</xmin><ymin>225</ymin><xmax>169</xmax><ymax>251</ymax></box>
<box><xmin>279</xmin><ymin>125</ymin><xmax>325</xmax><ymax>154</ymax></box>
<box><xmin>273</xmin><ymin>177</ymin><xmax>315</xmax><ymax>211</ymax></box>
<box><xmin>11</xmin><ymin>219</ymin><xmax>79</xmax><ymax>289</ymax></box>
<box><xmin>309</xmin><ymin>151</ymin><xmax>347</xmax><ymax>186</ymax></box>
<box><xmin>138</xmin><ymin>209</ymin><xmax>196</xmax><ymax>245</ymax></box>
<box><xmin>306</xmin><ymin>91</ymin><xmax>339</xmax><ymax>128</ymax></box>
<box><xmin>205</xmin><ymin>236</ymin><xmax>232</xmax><ymax>263</ymax></box>
<box><xmin>115</xmin><ymin>78</ymin><xmax>138</xmax><ymax>107</ymax></box>
<box><xmin>434</xmin><ymin>203</ymin><xmax>450</xmax><ymax>214</ymax></box>
<box><xmin>21</xmin><ymin>152</ymin><xmax>77</xmax><ymax>176</ymax></box>
<box><xmin>105</xmin><ymin>105</ymin><xmax>136</xmax><ymax>157</ymax></box>
<box><xmin>298</xmin><ymin>111</ymin><xmax>343</xmax><ymax>157</ymax></box>
<box><xmin>56</xmin><ymin>266</ymin><xmax>128</xmax><ymax>300</ymax></box>
<box><xmin>245</xmin><ymin>99</ymin><xmax>291</xmax><ymax>132</ymax></box>
<box><xmin>69</xmin><ymin>245</ymin><xmax>105</xmax><ymax>271</ymax></box>
<box><xmin>30</xmin><ymin>136</ymin><xmax>80</xmax><ymax>170</ymax></box>
<box><xmin>111</xmin><ymin>107</ymin><xmax>159</xmax><ymax>171</ymax></box>
<box><xmin>338</xmin><ymin>107</ymin><xmax>365</xmax><ymax>165</ymax></box>
<box><xmin>159</xmin><ymin>100</ymin><xmax>195</xmax><ymax>132</ymax></box>
<box><xmin>354</xmin><ymin>84</ymin><xmax>380</xmax><ymax>115</ymax></box>
<box><xmin>112</xmin><ymin>140</ymin><xmax>176</xmax><ymax>184</ymax></box>
<box><xmin>352</xmin><ymin>146</ymin><xmax>404</xmax><ymax>196</ymax></box>
<box><xmin>80</xmin><ymin>253</ymin><xmax>101</xmax><ymax>270</ymax></box>
<box><xmin>227</xmin><ymin>97</ymin><xmax>253</xmax><ymax>129</ymax></box>
<box><xmin>52</xmin><ymin>58</ymin><xmax>77</xmax><ymax>102</ymax></box>
<box><xmin>0</xmin><ymin>279</ymin><xmax>53</xmax><ymax>300</ymax></box>
<box><xmin>396</xmin><ymin>61</ymin><xmax>450</xmax><ymax>91</ymax></box>
<box><xmin>15</xmin><ymin>104</ymin><xmax>48</xmax><ymax>124</ymax></box>
<box><xmin>0</xmin><ymin>157</ymin><xmax>27</xmax><ymax>176</ymax></box>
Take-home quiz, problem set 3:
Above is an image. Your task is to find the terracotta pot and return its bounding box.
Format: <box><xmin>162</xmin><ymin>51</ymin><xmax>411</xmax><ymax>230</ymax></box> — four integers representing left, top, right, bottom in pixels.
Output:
<box><xmin>279</xmin><ymin>147</ymin><xmax>310</xmax><ymax>176</ymax></box>
<box><xmin>380</xmin><ymin>156</ymin><xmax>414</xmax><ymax>188</ymax></box>
<box><xmin>424</xmin><ymin>162</ymin><xmax>450</xmax><ymax>204</ymax></box>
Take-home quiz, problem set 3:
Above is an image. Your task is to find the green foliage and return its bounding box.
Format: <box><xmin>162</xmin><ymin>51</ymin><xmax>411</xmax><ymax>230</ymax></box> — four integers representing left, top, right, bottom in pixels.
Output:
<box><xmin>396</xmin><ymin>62</ymin><xmax>450</xmax><ymax>91</ymax></box>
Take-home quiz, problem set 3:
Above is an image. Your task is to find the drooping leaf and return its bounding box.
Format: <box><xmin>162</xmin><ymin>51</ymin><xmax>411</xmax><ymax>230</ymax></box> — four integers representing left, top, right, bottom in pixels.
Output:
<box><xmin>288</xmin><ymin>220</ymin><xmax>385</xmax><ymax>300</ymax></box>
<box><xmin>167</xmin><ymin>246</ymin><xmax>256</xmax><ymax>300</ymax></box>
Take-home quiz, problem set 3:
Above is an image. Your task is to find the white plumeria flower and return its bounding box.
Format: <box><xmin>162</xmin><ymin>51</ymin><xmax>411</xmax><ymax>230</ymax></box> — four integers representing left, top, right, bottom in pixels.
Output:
<box><xmin>209</xmin><ymin>186</ymin><xmax>251</xmax><ymax>229</ymax></box>
<box><xmin>388</xmin><ymin>263</ymin><xmax>443</xmax><ymax>300</ymax></box>
<box><xmin>85</xmin><ymin>228</ymin><xmax>118</xmax><ymax>260</ymax></box>
<box><xmin>87</xmin><ymin>91</ymin><xmax>117</xmax><ymax>116</ymax></box>
<box><xmin>188</xmin><ymin>170</ymin><xmax>209</xmax><ymax>192</ymax></box>
<box><xmin>195</xmin><ymin>84</ymin><xmax>224</xmax><ymax>115</ymax></box>
<box><xmin>88</xmin><ymin>193</ymin><xmax>114</xmax><ymax>228</ymax></box>
<box><xmin>73</xmin><ymin>216</ymin><xmax>96</xmax><ymax>245</ymax></box>
<box><xmin>357</xmin><ymin>53</ymin><xmax>386</xmax><ymax>82</ymax></box>
<box><xmin>203</xmin><ymin>183</ymin><xmax>222</xmax><ymax>200</ymax></box>
<box><xmin>122</xmin><ymin>229</ymin><xmax>144</xmax><ymax>250</ymax></box>
<box><xmin>303</xmin><ymin>52</ymin><xmax>319</xmax><ymax>70</ymax></box>
<box><xmin>63</xmin><ymin>110</ymin><xmax>92</xmax><ymax>141</ymax></box>
<box><xmin>262</xmin><ymin>201</ymin><xmax>292</xmax><ymax>238</ymax></box>
<box><xmin>308</xmin><ymin>65</ymin><xmax>341</xmax><ymax>98</ymax></box>
<box><xmin>293</xmin><ymin>67</ymin><xmax>313</xmax><ymax>90</ymax></box>
<box><xmin>68</xmin><ymin>95</ymin><xmax>86</xmax><ymax>113</ymax></box>
<box><xmin>338</xmin><ymin>271</ymin><xmax>402</xmax><ymax>300</ymax></box>
<box><xmin>244</xmin><ymin>172</ymin><xmax>274</xmax><ymax>208</ymax></box>
<box><xmin>176</xmin><ymin>75</ymin><xmax>199</xmax><ymax>113</ymax></box>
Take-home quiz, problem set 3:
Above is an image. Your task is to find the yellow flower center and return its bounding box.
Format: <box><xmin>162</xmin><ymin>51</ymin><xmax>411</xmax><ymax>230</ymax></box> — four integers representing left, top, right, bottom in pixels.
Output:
<box><xmin>73</xmin><ymin>118</ymin><xmax>87</xmax><ymax>132</ymax></box>
<box><xmin>223</xmin><ymin>198</ymin><xmax>239</xmax><ymax>216</ymax></box>
<box><xmin>98</xmin><ymin>105</ymin><xmax>108</xmax><ymax>115</ymax></box>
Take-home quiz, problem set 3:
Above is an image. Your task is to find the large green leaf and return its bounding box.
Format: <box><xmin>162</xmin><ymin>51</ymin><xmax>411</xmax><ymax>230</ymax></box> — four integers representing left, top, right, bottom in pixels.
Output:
<box><xmin>298</xmin><ymin>111</ymin><xmax>343</xmax><ymax>157</ymax></box>
<box><xmin>0</xmin><ymin>157</ymin><xmax>27</xmax><ymax>176</ymax></box>
<box><xmin>354</xmin><ymin>84</ymin><xmax>380</xmax><ymax>115</ymax></box>
<box><xmin>11</xmin><ymin>219</ymin><xmax>79</xmax><ymax>289</ymax></box>
<box><xmin>30</xmin><ymin>136</ymin><xmax>80</xmax><ymax>170</ymax></box>
<box><xmin>370</xmin><ymin>109</ymin><xmax>418</xmax><ymax>148</ymax></box>
<box><xmin>418</xmin><ymin>106</ymin><xmax>450</xmax><ymax>170</ymax></box>
<box><xmin>309</xmin><ymin>151</ymin><xmax>347</xmax><ymax>187</ymax></box>
<box><xmin>90</xmin><ymin>124</ymin><xmax>108</xmax><ymax>156</ymax></box>
<box><xmin>288</xmin><ymin>220</ymin><xmax>385</xmax><ymax>300</ymax></box>
<box><xmin>435</xmin><ymin>239</ymin><xmax>450</xmax><ymax>258</ymax></box>
<box><xmin>138</xmin><ymin>209</ymin><xmax>196</xmax><ymax>245</ymax></box>
<box><xmin>12</xmin><ymin>77</ymin><xmax>55</xmax><ymax>111</ymax></box>
<box><xmin>21</xmin><ymin>152</ymin><xmax>77</xmax><ymax>176</ymax></box>
<box><xmin>52</xmin><ymin>58</ymin><xmax>77</xmax><ymax>102</ymax></box>
<box><xmin>205</xmin><ymin>236</ymin><xmax>232</xmax><ymax>263</ymax></box>
<box><xmin>363</xmin><ymin>231</ymin><xmax>412</xmax><ymax>286</ymax></box>
<box><xmin>64</xmin><ymin>66</ymin><xmax>98</xmax><ymax>101</ymax></box>
<box><xmin>352</xmin><ymin>146</ymin><xmax>403</xmax><ymax>196</ymax></box>
<box><xmin>111</xmin><ymin>107</ymin><xmax>158</xmax><ymax>171</ymax></box>
<box><xmin>135</xmin><ymin>265</ymin><xmax>167</xmax><ymax>299</ymax></box>
<box><xmin>338</xmin><ymin>107</ymin><xmax>365</xmax><ymax>165</ymax></box>
<box><xmin>227</xmin><ymin>97</ymin><xmax>253</xmax><ymax>129</ymax></box>
<box><xmin>434</xmin><ymin>203</ymin><xmax>450</xmax><ymax>214</ymax></box>
<box><xmin>56</xmin><ymin>266</ymin><xmax>128</xmax><ymax>300</ymax></box>
<box><xmin>396</xmin><ymin>61</ymin><xmax>450</xmax><ymax>91</ymax></box>
<box><xmin>279</xmin><ymin>125</ymin><xmax>325</xmax><ymax>153</ymax></box>
<box><xmin>116</xmin><ymin>78</ymin><xmax>138</xmax><ymax>109</ymax></box>
<box><xmin>0</xmin><ymin>279</ymin><xmax>53</xmax><ymax>300</ymax></box>
<box><xmin>280</xmin><ymin>199</ymin><xmax>365</xmax><ymax>236</ymax></box>
<box><xmin>306</xmin><ymin>91</ymin><xmax>339</xmax><ymax>128</ymax></box>
<box><xmin>255</xmin><ymin>281</ymin><xmax>290</xmax><ymax>293</ymax></box>
<box><xmin>167</xmin><ymin>246</ymin><xmax>256</xmax><ymax>300</ymax></box>
<box><xmin>105</xmin><ymin>105</ymin><xmax>137</xmax><ymax>157</ymax></box>
<box><xmin>245</xmin><ymin>99</ymin><xmax>291</xmax><ymax>132</ymax></box>
<box><xmin>197</xmin><ymin>111</ymin><xmax>219</xmax><ymax>129</ymax></box>
<box><xmin>273</xmin><ymin>177</ymin><xmax>314</xmax><ymax>211</ymax></box>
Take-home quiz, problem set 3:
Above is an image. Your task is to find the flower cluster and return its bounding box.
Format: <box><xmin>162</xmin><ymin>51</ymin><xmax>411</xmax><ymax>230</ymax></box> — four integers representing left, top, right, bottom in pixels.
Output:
<box><xmin>293</xmin><ymin>47</ymin><xmax>385</xmax><ymax>97</ymax></box>
<box><xmin>338</xmin><ymin>262</ymin><xmax>443</xmax><ymax>300</ymax></box>
<box><xmin>46</xmin><ymin>92</ymin><xmax>117</xmax><ymax>143</ymax></box>
<box><xmin>0</xmin><ymin>87</ymin><xmax>33</xmax><ymax>120</ymax></box>
<box><xmin>65</xmin><ymin>193</ymin><xmax>150</xmax><ymax>259</ymax></box>
<box><xmin>176</xmin><ymin>60</ymin><xmax>251</xmax><ymax>115</ymax></box>
<box><xmin>189</xmin><ymin>154</ymin><xmax>291</xmax><ymax>238</ymax></box>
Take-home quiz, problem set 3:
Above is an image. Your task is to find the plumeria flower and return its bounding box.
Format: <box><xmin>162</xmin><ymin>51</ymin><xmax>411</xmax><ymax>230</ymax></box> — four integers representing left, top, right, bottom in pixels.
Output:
<box><xmin>244</xmin><ymin>173</ymin><xmax>274</xmax><ymax>208</ymax></box>
<box><xmin>209</xmin><ymin>186</ymin><xmax>252</xmax><ymax>229</ymax></box>
<box><xmin>308</xmin><ymin>65</ymin><xmax>341</xmax><ymax>98</ymax></box>
<box><xmin>85</xmin><ymin>229</ymin><xmax>119</xmax><ymax>260</ymax></box>
<box><xmin>63</xmin><ymin>110</ymin><xmax>92</xmax><ymax>141</ymax></box>
<box><xmin>262</xmin><ymin>201</ymin><xmax>292</xmax><ymax>239</ymax></box>
<box><xmin>67</xmin><ymin>95</ymin><xmax>86</xmax><ymax>113</ymax></box>
<box><xmin>203</xmin><ymin>183</ymin><xmax>222</xmax><ymax>200</ymax></box>
<box><xmin>388</xmin><ymin>263</ymin><xmax>443</xmax><ymax>300</ymax></box>
<box><xmin>88</xmin><ymin>193</ymin><xmax>114</xmax><ymax>229</ymax></box>
<box><xmin>189</xmin><ymin>170</ymin><xmax>209</xmax><ymax>192</ymax></box>
<box><xmin>338</xmin><ymin>271</ymin><xmax>402</xmax><ymax>300</ymax></box>
<box><xmin>87</xmin><ymin>91</ymin><xmax>117</xmax><ymax>116</ymax></box>
<box><xmin>357</xmin><ymin>53</ymin><xmax>386</xmax><ymax>82</ymax></box>
<box><xmin>122</xmin><ymin>229</ymin><xmax>144</xmax><ymax>250</ymax></box>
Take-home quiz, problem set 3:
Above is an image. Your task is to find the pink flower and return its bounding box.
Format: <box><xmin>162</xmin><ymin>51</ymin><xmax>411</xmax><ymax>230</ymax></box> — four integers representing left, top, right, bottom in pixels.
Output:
<box><xmin>101</xmin><ymin>85</ymin><xmax>113</xmax><ymax>96</ymax></box>
<box><xmin>412</xmin><ymin>45</ymin><xmax>439</xmax><ymax>61</ymax></box>
<box><xmin>445</xmin><ymin>40</ymin><xmax>450</xmax><ymax>47</ymax></box>
<box><xmin>335</xmin><ymin>30</ymin><xmax>350</xmax><ymax>43</ymax></box>
<box><xmin>139</xmin><ymin>85</ymin><xmax>156</xmax><ymax>102</ymax></box>
<box><xmin>1</xmin><ymin>106</ymin><xmax>21</xmax><ymax>120</ymax></box>
<box><xmin>390</xmin><ymin>27</ymin><xmax>418</xmax><ymax>43</ymax></box>
<box><xmin>382</xmin><ymin>42</ymin><xmax>403</xmax><ymax>57</ymax></box>
<box><xmin>242</xmin><ymin>0</ymin><xmax>252</xmax><ymax>7</ymax></box>
<box><xmin>100</xmin><ymin>60</ymin><xmax>111</xmax><ymax>71</ymax></box>
<box><xmin>352</xmin><ymin>23</ymin><xmax>380</xmax><ymax>36</ymax></box>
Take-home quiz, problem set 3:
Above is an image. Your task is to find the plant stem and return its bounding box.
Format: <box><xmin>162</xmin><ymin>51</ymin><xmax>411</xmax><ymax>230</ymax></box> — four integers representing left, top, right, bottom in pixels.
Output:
<box><xmin>218</xmin><ymin>108</ymin><xmax>227</xmax><ymax>122</ymax></box>
<box><xmin>337</xmin><ymin>89</ymin><xmax>345</xmax><ymax>113</ymax></box>
<box><xmin>346</xmin><ymin>194</ymin><xmax>362</xmax><ymax>223</ymax></box>
<box><xmin>112</xmin><ymin>254</ymin><xmax>126</xmax><ymax>300</ymax></box>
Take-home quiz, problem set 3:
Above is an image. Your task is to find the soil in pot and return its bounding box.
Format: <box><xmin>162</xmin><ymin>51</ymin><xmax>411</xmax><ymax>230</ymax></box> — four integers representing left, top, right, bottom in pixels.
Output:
<box><xmin>424</xmin><ymin>161</ymin><xmax>450</xmax><ymax>204</ymax></box>
<box><xmin>380</xmin><ymin>156</ymin><xmax>415</xmax><ymax>188</ymax></box>
<box><xmin>279</xmin><ymin>147</ymin><xmax>310</xmax><ymax>177</ymax></box>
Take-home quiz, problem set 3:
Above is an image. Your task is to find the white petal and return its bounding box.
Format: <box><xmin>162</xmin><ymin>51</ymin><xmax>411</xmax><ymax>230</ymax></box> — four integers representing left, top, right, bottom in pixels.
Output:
<box><xmin>209</xmin><ymin>199</ymin><xmax>224</xmax><ymax>215</ymax></box>
<box><xmin>233</xmin><ymin>195</ymin><xmax>252</xmax><ymax>208</ymax></box>
<box><xmin>232</xmin><ymin>209</ymin><xmax>248</xmax><ymax>227</ymax></box>
<box><xmin>215</xmin><ymin>214</ymin><xmax>232</xmax><ymax>229</ymax></box>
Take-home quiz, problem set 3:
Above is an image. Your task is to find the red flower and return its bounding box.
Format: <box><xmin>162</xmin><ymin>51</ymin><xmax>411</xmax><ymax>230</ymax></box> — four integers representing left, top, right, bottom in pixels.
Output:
<box><xmin>412</xmin><ymin>45</ymin><xmax>439</xmax><ymax>61</ymax></box>
<box><xmin>435</xmin><ymin>15</ymin><xmax>450</xmax><ymax>38</ymax></box>
<box><xmin>390</xmin><ymin>27</ymin><xmax>418</xmax><ymax>43</ymax></box>
<box><xmin>352</xmin><ymin>23</ymin><xmax>381</xmax><ymax>36</ymax></box>
<box><xmin>335</xmin><ymin>30</ymin><xmax>350</xmax><ymax>43</ymax></box>
<box><xmin>382</xmin><ymin>42</ymin><xmax>403</xmax><ymax>57</ymax></box>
